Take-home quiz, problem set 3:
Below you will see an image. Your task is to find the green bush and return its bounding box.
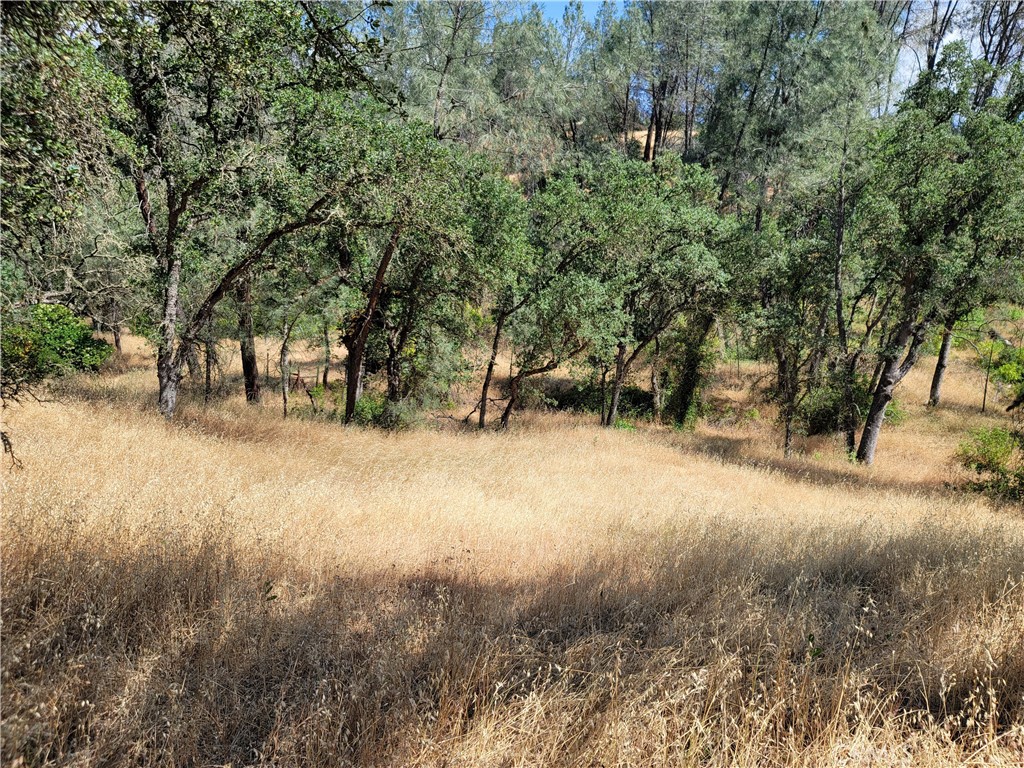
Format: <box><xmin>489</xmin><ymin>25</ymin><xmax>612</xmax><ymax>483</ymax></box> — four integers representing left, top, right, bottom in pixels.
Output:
<box><xmin>351</xmin><ymin>393</ymin><xmax>387</xmax><ymax>426</ymax></box>
<box><xmin>741</xmin><ymin>407</ymin><xmax>761</xmax><ymax>424</ymax></box>
<box><xmin>957</xmin><ymin>428</ymin><xmax>1016</xmax><ymax>474</ymax></box>
<box><xmin>1</xmin><ymin>304</ymin><xmax>112</xmax><ymax>397</ymax></box>
<box><xmin>306</xmin><ymin>384</ymin><xmax>327</xmax><ymax>412</ymax></box>
<box><xmin>350</xmin><ymin>393</ymin><xmax>418</xmax><ymax>430</ymax></box>
<box><xmin>990</xmin><ymin>345</ymin><xmax>1024</xmax><ymax>405</ymax></box>
<box><xmin>797</xmin><ymin>376</ymin><xmax>873</xmax><ymax>436</ymax></box>
<box><xmin>547</xmin><ymin>380</ymin><xmax>655</xmax><ymax>419</ymax></box>
<box><xmin>885</xmin><ymin>397</ymin><xmax>908</xmax><ymax>427</ymax></box>
<box><xmin>956</xmin><ymin>427</ymin><xmax>1023</xmax><ymax>502</ymax></box>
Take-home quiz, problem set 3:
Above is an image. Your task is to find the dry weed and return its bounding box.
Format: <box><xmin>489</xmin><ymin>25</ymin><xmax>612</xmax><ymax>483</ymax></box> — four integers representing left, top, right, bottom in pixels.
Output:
<box><xmin>2</xmin><ymin>340</ymin><xmax>1023</xmax><ymax>766</ymax></box>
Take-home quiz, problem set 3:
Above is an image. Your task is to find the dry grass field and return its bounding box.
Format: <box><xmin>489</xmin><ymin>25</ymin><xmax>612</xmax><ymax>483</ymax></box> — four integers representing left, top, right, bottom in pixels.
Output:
<box><xmin>2</xmin><ymin>335</ymin><xmax>1023</xmax><ymax>767</ymax></box>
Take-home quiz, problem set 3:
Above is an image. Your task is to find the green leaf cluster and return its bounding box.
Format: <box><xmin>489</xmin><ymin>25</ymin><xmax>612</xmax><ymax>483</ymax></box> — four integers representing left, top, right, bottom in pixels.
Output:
<box><xmin>1</xmin><ymin>305</ymin><xmax>112</xmax><ymax>399</ymax></box>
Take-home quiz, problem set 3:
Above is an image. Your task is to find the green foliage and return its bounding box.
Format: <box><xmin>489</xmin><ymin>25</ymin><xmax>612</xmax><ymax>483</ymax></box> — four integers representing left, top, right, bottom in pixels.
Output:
<box><xmin>885</xmin><ymin>397</ymin><xmax>909</xmax><ymax>427</ymax></box>
<box><xmin>662</xmin><ymin>315</ymin><xmax>719</xmax><ymax>429</ymax></box>
<box><xmin>958</xmin><ymin>428</ymin><xmax>1016</xmax><ymax>474</ymax></box>
<box><xmin>547</xmin><ymin>381</ymin><xmax>654</xmax><ymax>419</ymax></box>
<box><xmin>351</xmin><ymin>394</ymin><xmax>387</xmax><ymax>427</ymax></box>
<box><xmin>956</xmin><ymin>427</ymin><xmax>1024</xmax><ymax>502</ymax></box>
<box><xmin>350</xmin><ymin>393</ymin><xmax>419</xmax><ymax>430</ymax></box>
<box><xmin>990</xmin><ymin>344</ymin><xmax>1024</xmax><ymax>402</ymax></box>
<box><xmin>798</xmin><ymin>377</ymin><xmax>874</xmax><ymax>436</ymax></box>
<box><xmin>5</xmin><ymin>0</ymin><xmax>1023</xmax><ymax>471</ymax></box>
<box><xmin>796</xmin><ymin>377</ymin><xmax>904</xmax><ymax>436</ymax></box>
<box><xmin>1</xmin><ymin>305</ymin><xmax>112</xmax><ymax>397</ymax></box>
<box><xmin>307</xmin><ymin>384</ymin><xmax>327</xmax><ymax>411</ymax></box>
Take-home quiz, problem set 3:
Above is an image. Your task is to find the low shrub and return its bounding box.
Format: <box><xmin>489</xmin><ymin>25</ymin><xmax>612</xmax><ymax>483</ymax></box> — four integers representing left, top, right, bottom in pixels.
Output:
<box><xmin>956</xmin><ymin>427</ymin><xmax>1023</xmax><ymax>502</ymax></box>
<box><xmin>352</xmin><ymin>393</ymin><xmax>387</xmax><ymax>426</ymax></box>
<box><xmin>350</xmin><ymin>393</ymin><xmax>419</xmax><ymax>429</ymax></box>
<box><xmin>1</xmin><ymin>304</ymin><xmax>112</xmax><ymax>397</ymax></box>
<box><xmin>547</xmin><ymin>380</ymin><xmax>655</xmax><ymax>419</ymax></box>
<box><xmin>797</xmin><ymin>375</ymin><xmax>874</xmax><ymax>436</ymax></box>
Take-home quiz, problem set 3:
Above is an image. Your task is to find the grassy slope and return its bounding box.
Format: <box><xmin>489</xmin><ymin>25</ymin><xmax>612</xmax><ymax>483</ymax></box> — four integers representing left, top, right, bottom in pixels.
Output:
<box><xmin>2</xmin><ymin>336</ymin><xmax>1022</xmax><ymax>766</ymax></box>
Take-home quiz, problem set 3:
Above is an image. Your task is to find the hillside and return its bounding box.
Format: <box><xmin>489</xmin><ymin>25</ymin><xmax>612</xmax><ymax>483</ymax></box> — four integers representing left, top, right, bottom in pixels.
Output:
<box><xmin>5</xmin><ymin>2</ymin><xmax>1024</xmax><ymax>765</ymax></box>
<box><xmin>2</xmin><ymin>339</ymin><xmax>1022</xmax><ymax>767</ymax></box>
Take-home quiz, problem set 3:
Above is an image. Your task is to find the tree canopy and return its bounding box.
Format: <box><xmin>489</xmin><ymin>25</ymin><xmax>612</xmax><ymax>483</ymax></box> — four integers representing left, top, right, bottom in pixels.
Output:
<box><xmin>3</xmin><ymin>0</ymin><xmax>1023</xmax><ymax>466</ymax></box>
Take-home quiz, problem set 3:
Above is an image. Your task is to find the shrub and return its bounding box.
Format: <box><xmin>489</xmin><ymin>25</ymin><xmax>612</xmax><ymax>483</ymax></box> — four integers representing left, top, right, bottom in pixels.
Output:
<box><xmin>351</xmin><ymin>393</ymin><xmax>387</xmax><ymax>426</ymax></box>
<box><xmin>741</xmin><ymin>407</ymin><xmax>761</xmax><ymax>424</ymax></box>
<box><xmin>350</xmin><ymin>393</ymin><xmax>418</xmax><ymax>430</ymax></box>
<box><xmin>378</xmin><ymin>399</ymin><xmax>421</xmax><ymax>430</ymax></box>
<box><xmin>547</xmin><ymin>380</ymin><xmax>654</xmax><ymax>419</ymax></box>
<box><xmin>1</xmin><ymin>304</ymin><xmax>112</xmax><ymax>398</ymax></box>
<box><xmin>307</xmin><ymin>384</ymin><xmax>326</xmax><ymax>410</ymax></box>
<box><xmin>956</xmin><ymin>427</ymin><xmax>1023</xmax><ymax>502</ymax></box>
<box><xmin>797</xmin><ymin>375</ymin><xmax>873</xmax><ymax>436</ymax></box>
<box><xmin>885</xmin><ymin>396</ymin><xmax>908</xmax><ymax>427</ymax></box>
<box><xmin>990</xmin><ymin>345</ymin><xmax>1024</xmax><ymax>406</ymax></box>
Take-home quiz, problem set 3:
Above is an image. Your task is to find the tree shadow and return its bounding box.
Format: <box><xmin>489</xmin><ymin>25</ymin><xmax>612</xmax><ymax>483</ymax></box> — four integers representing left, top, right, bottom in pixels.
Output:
<box><xmin>683</xmin><ymin>433</ymin><xmax>960</xmax><ymax>500</ymax></box>
<box><xmin>4</xmin><ymin>526</ymin><xmax>1021</xmax><ymax>766</ymax></box>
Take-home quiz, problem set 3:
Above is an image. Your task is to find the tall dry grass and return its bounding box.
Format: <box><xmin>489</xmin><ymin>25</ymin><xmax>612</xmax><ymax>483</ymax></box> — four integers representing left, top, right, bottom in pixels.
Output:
<box><xmin>2</xmin><ymin>340</ymin><xmax>1023</xmax><ymax>766</ymax></box>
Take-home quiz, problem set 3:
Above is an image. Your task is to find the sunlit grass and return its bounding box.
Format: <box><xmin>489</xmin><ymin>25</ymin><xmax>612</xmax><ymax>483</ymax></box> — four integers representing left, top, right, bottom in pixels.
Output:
<box><xmin>2</xmin><ymin>337</ymin><xmax>1022</xmax><ymax>766</ymax></box>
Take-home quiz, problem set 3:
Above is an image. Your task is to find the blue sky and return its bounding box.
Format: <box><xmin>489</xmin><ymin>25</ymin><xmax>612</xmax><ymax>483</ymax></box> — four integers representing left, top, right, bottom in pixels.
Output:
<box><xmin>539</xmin><ymin>1</ymin><xmax>615</xmax><ymax>25</ymax></box>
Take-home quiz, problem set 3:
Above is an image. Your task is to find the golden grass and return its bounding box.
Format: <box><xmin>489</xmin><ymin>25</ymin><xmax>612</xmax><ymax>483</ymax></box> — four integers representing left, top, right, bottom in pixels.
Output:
<box><xmin>2</xmin><ymin>338</ymin><xmax>1023</xmax><ymax>766</ymax></box>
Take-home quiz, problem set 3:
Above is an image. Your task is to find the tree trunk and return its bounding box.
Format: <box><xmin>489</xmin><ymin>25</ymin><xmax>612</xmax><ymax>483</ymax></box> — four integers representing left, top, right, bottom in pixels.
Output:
<box><xmin>280</xmin><ymin>333</ymin><xmax>290</xmax><ymax>420</ymax></box>
<box><xmin>386</xmin><ymin>335</ymin><xmax>402</xmax><ymax>403</ymax></box>
<box><xmin>343</xmin><ymin>343</ymin><xmax>366</xmax><ymax>419</ymax></box>
<box><xmin>345</xmin><ymin>227</ymin><xmax>401</xmax><ymax>423</ymax></box>
<box><xmin>670</xmin><ymin>312</ymin><xmax>715</xmax><ymax>426</ymax></box>
<box><xmin>479</xmin><ymin>313</ymin><xmax>506</xmax><ymax>429</ymax></box>
<box><xmin>928</xmin><ymin>322</ymin><xmax>955</xmax><ymax>407</ymax></box>
<box><xmin>833</xmin><ymin>134</ymin><xmax>857</xmax><ymax>456</ymax></box>
<box><xmin>807</xmin><ymin>302</ymin><xmax>830</xmax><ymax>385</ymax></box>
<box><xmin>498</xmin><ymin>357</ymin><xmax>568</xmax><ymax>429</ymax></box>
<box><xmin>778</xmin><ymin>349</ymin><xmax>799</xmax><ymax>458</ymax></box>
<box><xmin>157</xmin><ymin>352</ymin><xmax>180</xmax><ymax>418</ymax></box>
<box><xmin>856</xmin><ymin>320</ymin><xmax>929</xmax><ymax>465</ymax></box>
<box><xmin>656</xmin><ymin>78</ymin><xmax>676</xmax><ymax>156</ymax></box>
<box><xmin>236</xmin><ymin>274</ymin><xmax>261</xmax><ymax>403</ymax></box>
<box><xmin>783</xmin><ymin>403</ymin><xmax>796</xmax><ymax>458</ymax></box>
<box><xmin>605</xmin><ymin>342</ymin><xmax>628</xmax><ymax>426</ymax></box>
<box><xmin>499</xmin><ymin>373</ymin><xmax>524</xmax><ymax>430</ymax></box>
<box><xmin>344</xmin><ymin>344</ymin><xmax>362</xmax><ymax>419</ymax></box>
<box><xmin>653</xmin><ymin>103</ymin><xmax>664</xmax><ymax>160</ymax></box>
<box><xmin>112</xmin><ymin>324</ymin><xmax>122</xmax><ymax>355</ymax></box>
<box><xmin>622</xmin><ymin>81</ymin><xmax>631</xmax><ymax>152</ymax></box>
<box><xmin>599</xmin><ymin>367</ymin><xmax>608</xmax><ymax>426</ymax></box>
<box><xmin>204</xmin><ymin>343</ymin><xmax>213</xmax><ymax>405</ymax></box>
<box><xmin>184</xmin><ymin>341</ymin><xmax>201</xmax><ymax>383</ymax></box>
<box><xmin>322</xmin><ymin>323</ymin><xmax>331</xmax><ymax>389</ymax></box>
<box><xmin>867</xmin><ymin>358</ymin><xmax>885</xmax><ymax>395</ymax></box>
<box><xmin>156</xmin><ymin>253</ymin><xmax>183</xmax><ymax>419</ymax></box>
<box><xmin>203</xmin><ymin>317</ymin><xmax>217</xmax><ymax>405</ymax></box>
<box><xmin>651</xmin><ymin>337</ymin><xmax>663</xmax><ymax>421</ymax></box>
<box><xmin>855</xmin><ymin>362</ymin><xmax>895</xmax><ymax>466</ymax></box>
<box><xmin>643</xmin><ymin>107</ymin><xmax>656</xmax><ymax>162</ymax></box>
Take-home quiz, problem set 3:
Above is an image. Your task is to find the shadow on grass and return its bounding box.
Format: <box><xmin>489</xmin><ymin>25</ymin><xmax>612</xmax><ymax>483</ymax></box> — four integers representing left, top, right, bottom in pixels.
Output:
<box><xmin>684</xmin><ymin>433</ymin><xmax>965</xmax><ymax>501</ymax></box>
<box><xmin>3</xmin><ymin>522</ymin><xmax>1022</xmax><ymax>767</ymax></box>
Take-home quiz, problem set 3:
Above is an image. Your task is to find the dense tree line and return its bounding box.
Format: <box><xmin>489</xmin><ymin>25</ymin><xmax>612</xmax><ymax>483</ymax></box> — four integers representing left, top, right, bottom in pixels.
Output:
<box><xmin>2</xmin><ymin>0</ymin><xmax>1023</xmax><ymax>465</ymax></box>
